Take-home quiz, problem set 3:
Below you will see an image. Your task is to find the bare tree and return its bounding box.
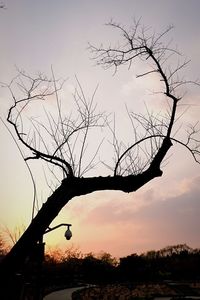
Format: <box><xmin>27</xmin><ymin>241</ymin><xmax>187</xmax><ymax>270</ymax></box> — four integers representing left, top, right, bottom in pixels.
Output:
<box><xmin>1</xmin><ymin>20</ymin><xmax>200</xmax><ymax>295</ymax></box>
<box><xmin>2</xmin><ymin>225</ymin><xmax>26</xmax><ymax>247</ymax></box>
<box><xmin>0</xmin><ymin>233</ymin><xmax>8</xmax><ymax>257</ymax></box>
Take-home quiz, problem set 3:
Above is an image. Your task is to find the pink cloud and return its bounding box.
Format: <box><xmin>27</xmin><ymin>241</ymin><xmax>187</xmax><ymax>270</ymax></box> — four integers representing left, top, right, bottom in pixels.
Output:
<box><xmin>64</xmin><ymin>176</ymin><xmax>200</xmax><ymax>257</ymax></box>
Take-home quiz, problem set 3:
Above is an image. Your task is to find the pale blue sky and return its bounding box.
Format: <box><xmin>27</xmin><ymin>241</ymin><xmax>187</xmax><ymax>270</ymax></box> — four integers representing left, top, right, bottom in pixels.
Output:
<box><xmin>0</xmin><ymin>0</ymin><xmax>200</xmax><ymax>256</ymax></box>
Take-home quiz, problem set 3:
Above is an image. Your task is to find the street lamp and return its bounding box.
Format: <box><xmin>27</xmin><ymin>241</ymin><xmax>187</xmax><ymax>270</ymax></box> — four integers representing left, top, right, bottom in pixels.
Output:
<box><xmin>34</xmin><ymin>223</ymin><xmax>72</xmax><ymax>300</ymax></box>
<box><xmin>44</xmin><ymin>223</ymin><xmax>72</xmax><ymax>240</ymax></box>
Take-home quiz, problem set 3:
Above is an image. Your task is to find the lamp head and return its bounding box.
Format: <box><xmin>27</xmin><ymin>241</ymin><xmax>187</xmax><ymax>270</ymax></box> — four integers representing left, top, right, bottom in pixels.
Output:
<box><xmin>64</xmin><ymin>226</ymin><xmax>72</xmax><ymax>240</ymax></box>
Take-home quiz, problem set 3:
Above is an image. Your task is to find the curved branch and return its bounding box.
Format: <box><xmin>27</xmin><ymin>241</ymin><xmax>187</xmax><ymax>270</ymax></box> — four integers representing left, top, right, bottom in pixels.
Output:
<box><xmin>8</xmin><ymin>109</ymin><xmax>74</xmax><ymax>177</ymax></box>
<box><xmin>114</xmin><ymin>133</ymin><xmax>200</xmax><ymax>176</ymax></box>
<box><xmin>5</xmin><ymin>74</ymin><xmax>75</xmax><ymax>178</ymax></box>
<box><xmin>145</xmin><ymin>46</ymin><xmax>179</xmax><ymax>138</ymax></box>
<box><xmin>114</xmin><ymin>134</ymin><xmax>164</xmax><ymax>176</ymax></box>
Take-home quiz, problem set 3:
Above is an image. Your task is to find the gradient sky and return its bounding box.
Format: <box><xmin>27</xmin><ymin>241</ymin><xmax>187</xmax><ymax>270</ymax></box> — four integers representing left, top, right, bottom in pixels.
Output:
<box><xmin>0</xmin><ymin>0</ymin><xmax>200</xmax><ymax>257</ymax></box>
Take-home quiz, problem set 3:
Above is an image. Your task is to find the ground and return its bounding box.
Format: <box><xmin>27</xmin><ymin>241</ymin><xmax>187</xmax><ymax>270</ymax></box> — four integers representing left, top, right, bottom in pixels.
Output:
<box><xmin>72</xmin><ymin>282</ymin><xmax>200</xmax><ymax>300</ymax></box>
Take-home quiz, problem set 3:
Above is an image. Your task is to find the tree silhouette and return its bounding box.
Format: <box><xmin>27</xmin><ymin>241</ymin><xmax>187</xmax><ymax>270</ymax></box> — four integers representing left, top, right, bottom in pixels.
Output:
<box><xmin>1</xmin><ymin>20</ymin><xmax>200</xmax><ymax>294</ymax></box>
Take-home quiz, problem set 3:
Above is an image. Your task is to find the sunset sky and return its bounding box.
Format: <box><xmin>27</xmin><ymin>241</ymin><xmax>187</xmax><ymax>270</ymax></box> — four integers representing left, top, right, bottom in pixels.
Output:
<box><xmin>0</xmin><ymin>0</ymin><xmax>200</xmax><ymax>258</ymax></box>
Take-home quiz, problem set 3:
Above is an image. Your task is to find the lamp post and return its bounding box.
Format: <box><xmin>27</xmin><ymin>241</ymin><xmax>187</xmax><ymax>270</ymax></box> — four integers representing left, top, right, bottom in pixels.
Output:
<box><xmin>34</xmin><ymin>223</ymin><xmax>72</xmax><ymax>300</ymax></box>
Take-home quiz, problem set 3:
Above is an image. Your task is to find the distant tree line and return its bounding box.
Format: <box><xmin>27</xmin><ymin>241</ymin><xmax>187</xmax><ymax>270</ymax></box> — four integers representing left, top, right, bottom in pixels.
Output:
<box><xmin>1</xmin><ymin>234</ymin><xmax>200</xmax><ymax>295</ymax></box>
<box><xmin>119</xmin><ymin>244</ymin><xmax>200</xmax><ymax>282</ymax></box>
<box><xmin>1</xmin><ymin>235</ymin><xmax>200</xmax><ymax>285</ymax></box>
<box><xmin>42</xmin><ymin>244</ymin><xmax>200</xmax><ymax>290</ymax></box>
